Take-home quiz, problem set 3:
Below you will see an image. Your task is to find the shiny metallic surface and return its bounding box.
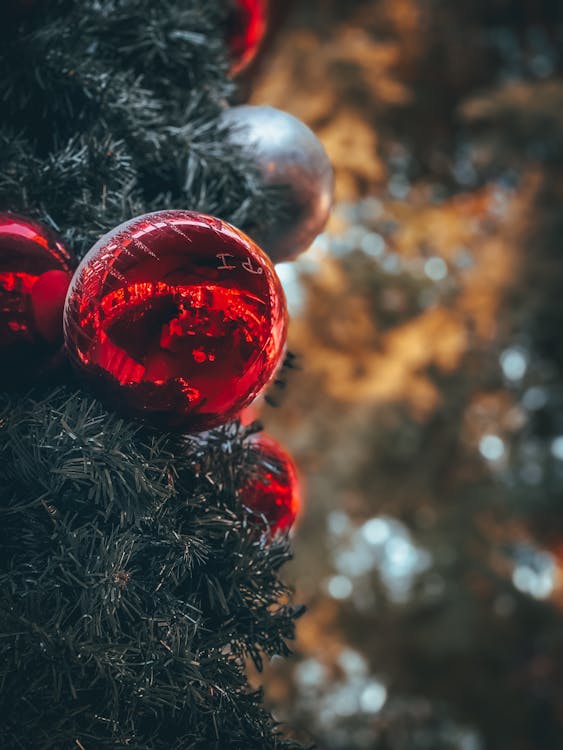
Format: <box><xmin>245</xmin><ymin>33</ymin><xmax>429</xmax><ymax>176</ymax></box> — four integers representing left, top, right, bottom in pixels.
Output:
<box><xmin>221</xmin><ymin>105</ymin><xmax>334</xmax><ymax>262</ymax></box>
<box><xmin>0</xmin><ymin>213</ymin><xmax>75</xmax><ymax>387</ymax></box>
<box><xmin>63</xmin><ymin>210</ymin><xmax>288</xmax><ymax>431</ymax></box>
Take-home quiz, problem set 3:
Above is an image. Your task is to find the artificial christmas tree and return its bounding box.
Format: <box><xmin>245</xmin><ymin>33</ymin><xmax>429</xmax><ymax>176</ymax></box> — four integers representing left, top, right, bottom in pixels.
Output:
<box><xmin>0</xmin><ymin>2</ymin><xmax>318</xmax><ymax>748</ymax></box>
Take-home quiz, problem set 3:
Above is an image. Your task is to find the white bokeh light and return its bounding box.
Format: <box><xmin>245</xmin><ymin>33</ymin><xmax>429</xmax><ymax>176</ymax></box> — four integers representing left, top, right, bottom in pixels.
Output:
<box><xmin>479</xmin><ymin>434</ymin><xmax>505</xmax><ymax>462</ymax></box>
<box><xmin>327</xmin><ymin>575</ymin><xmax>354</xmax><ymax>600</ymax></box>
<box><xmin>359</xmin><ymin>680</ymin><xmax>388</xmax><ymax>713</ymax></box>
<box><xmin>512</xmin><ymin>547</ymin><xmax>556</xmax><ymax>600</ymax></box>
<box><xmin>500</xmin><ymin>347</ymin><xmax>528</xmax><ymax>381</ymax></box>
<box><xmin>360</xmin><ymin>232</ymin><xmax>385</xmax><ymax>258</ymax></box>
<box><xmin>338</xmin><ymin>649</ymin><xmax>368</xmax><ymax>678</ymax></box>
<box><xmin>329</xmin><ymin>516</ymin><xmax>432</xmax><ymax>603</ymax></box>
<box><xmin>551</xmin><ymin>436</ymin><xmax>563</xmax><ymax>461</ymax></box>
<box><xmin>362</xmin><ymin>517</ymin><xmax>392</xmax><ymax>545</ymax></box>
<box><xmin>275</xmin><ymin>262</ymin><xmax>304</xmax><ymax>316</ymax></box>
<box><xmin>296</xmin><ymin>659</ymin><xmax>327</xmax><ymax>689</ymax></box>
<box><xmin>424</xmin><ymin>256</ymin><xmax>448</xmax><ymax>281</ymax></box>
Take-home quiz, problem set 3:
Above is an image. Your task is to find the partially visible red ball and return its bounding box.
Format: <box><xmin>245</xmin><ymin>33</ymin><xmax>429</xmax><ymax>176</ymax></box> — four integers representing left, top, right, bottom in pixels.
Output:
<box><xmin>226</xmin><ymin>0</ymin><xmax>268</xmax><ymax>75</ymax></box>
<box><xmin>0</xmin><ymin>213</ymin><xmax>75</xmax><ymax>388</ymax></box>
<box><xmin>240</xmin><ymin>433</ymin><xmax>301</xmax><ymax>535</ymax></box>
<box><xmin>63</xmin><ymin>210</ymin><xmax>287</xmax><ymax>432</ymax></box>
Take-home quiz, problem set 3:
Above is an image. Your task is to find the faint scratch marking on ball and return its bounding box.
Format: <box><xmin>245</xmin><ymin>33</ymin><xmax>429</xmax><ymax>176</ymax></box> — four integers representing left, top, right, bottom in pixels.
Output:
<box><xmin>216</xmin><ymin>253</ymin><xmax>264</xmax><ymax>274</ymax></box>
<box><xmin>163</xmin><ymin>215</ymin><xmax>198</xmax><ymax>245</ymax></box>
<box><xmin>242</xmin><ymin>258</ymin><xmax>264</xmax><ymax>275</ymax></box>
<box><xmin>106</xmin><ymin>263</ymin><xmax>129</xmax><ymax>285</ymax></box>
<box><xmin>131</xmin><ymin>235</ymin><xmax>158</xmax><ymax>260</ymax></box>
<box><xmin>217</xmin><ymin>253</ymin><xmax>237</xmax><ymax>270</ymax></box>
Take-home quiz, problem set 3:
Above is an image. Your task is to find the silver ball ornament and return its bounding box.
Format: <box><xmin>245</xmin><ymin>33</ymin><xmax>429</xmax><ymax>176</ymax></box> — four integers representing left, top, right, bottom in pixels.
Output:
<box><xmin>220</xmin><ymin>105</ymin><xmax>334</xmax><ymax>262</ymax></box>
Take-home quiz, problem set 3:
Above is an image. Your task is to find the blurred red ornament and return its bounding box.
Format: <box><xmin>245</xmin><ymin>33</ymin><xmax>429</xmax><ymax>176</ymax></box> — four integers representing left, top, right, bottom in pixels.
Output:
<box><xmin>0</xmin><ymin>213</ymin><xmax>75</xmax><ymax>388</ymax></box>
<box><xmin>241</xmin><ymin>433</ymin><xmax>301</xmax><ymax>535</ymax></box>
<box><xmin>226</xmin><ymin>0</ymin><xmax>268</xmax><ymax>75</ymax></box>
<box><xmin>63</xmin><ymin>210</ymin><xmax>287</xmax><ymax>432</ymax></box>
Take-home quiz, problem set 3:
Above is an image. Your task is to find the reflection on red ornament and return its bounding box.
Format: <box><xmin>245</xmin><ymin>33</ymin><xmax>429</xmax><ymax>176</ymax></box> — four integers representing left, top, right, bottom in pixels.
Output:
<box><xmin>63</xmin><ymin>210</ymin><xmax>287</xmax><ymax>432</ymax></box>
<box><xmin>241</xmin><ymin>433</ymin><xmax>301</xmax><ymax>535</ymax></box>
<box><xmin>227</xmin><ymin>0</ymin><xmax>268</xmax><ymax>75</ymax></box>
<box><xmin>32</xmin><ymin>269</ymin><xmax>74</xmax><ymax>343</ymax></box>
<box><xmin>0</xmin><ymin>213</ymin><xmax>75</xmax><ymax>388</ymax></box>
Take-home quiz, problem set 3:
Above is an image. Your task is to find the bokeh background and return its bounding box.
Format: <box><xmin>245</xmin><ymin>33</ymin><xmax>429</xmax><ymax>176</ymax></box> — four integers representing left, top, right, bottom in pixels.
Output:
<box><xmin>244</xmin><ymin>1</ymin><xmax>563</xmax><ymax>749</ymax></box>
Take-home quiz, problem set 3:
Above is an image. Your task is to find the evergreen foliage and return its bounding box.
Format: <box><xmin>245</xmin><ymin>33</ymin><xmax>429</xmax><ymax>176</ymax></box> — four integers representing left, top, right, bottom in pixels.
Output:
<box><xmin>0</xmin><ymin>2</ymin><xmax>302</xmax><ymax>748</ymax></box>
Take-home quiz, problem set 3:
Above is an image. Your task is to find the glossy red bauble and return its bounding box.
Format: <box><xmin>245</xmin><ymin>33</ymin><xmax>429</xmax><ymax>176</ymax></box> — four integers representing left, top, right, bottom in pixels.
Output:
<box><xmin>226</xmin><ymin>0</ymin><xmax>268</xmax><ymax>75</ymax></box>
<box><xmin>0</xmin><ymin>213</ymin><xmax>75</xmax><ymax>388</ymax></box>
<box><xmin>241</xmin><ymin>433</ymin><xmax>301</xmax><ymax>535</ymax></box>
<box><xmin>63</xmin><ymin>210</ymin><xmax>287</xmax><ymax>432</ymax></box>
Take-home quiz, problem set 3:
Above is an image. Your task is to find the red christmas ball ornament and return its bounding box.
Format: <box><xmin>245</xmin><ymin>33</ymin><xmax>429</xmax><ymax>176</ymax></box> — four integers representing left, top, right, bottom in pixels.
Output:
<box><xmin>63</xmin><ymin>210</ymin><xmax>288</xmax><ymax>432</ymax></box>
<box><xmin>241</xmin><ymin>433</ymin><xmax>301</xmax><ymax>535</ymax></box>
<box><xmin>226</xmin><ymin>0</ymin><xmax>268</xmax><ymax>75</ymax></box>
<box><xmin>0</xmin><ymin>213</ymin><xmax>75</xmax><ymax>388</ymax></box>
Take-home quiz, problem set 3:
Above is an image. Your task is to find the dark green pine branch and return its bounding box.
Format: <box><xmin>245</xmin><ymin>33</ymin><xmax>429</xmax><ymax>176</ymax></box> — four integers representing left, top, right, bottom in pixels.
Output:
<box><xmin>0</xmin><ymin>0</ymin><xmax>287</xmax><ymax>256</ymax></box>
<box><xmin>0</xmin><ymin>1</ymin><xmax>304</xmax><ymax>748</ymax></box>
<box><xmin>0</xmin><ymin>389</ymin><xmax>304</xmax><ymax>749</ymax></box>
